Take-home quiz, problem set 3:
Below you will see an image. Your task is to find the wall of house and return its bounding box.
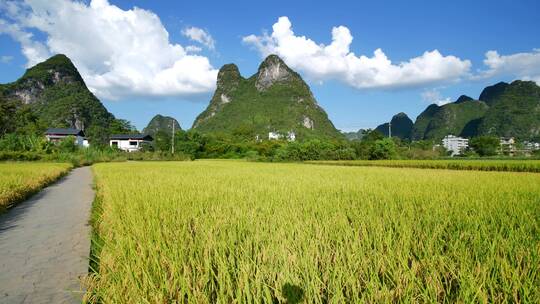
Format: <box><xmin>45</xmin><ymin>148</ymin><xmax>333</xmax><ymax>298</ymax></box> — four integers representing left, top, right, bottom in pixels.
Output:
<box><xmin>110</xmin><ymin>139</ymin><xmax>143</xmax><ymax>152</ymax></box>
<box><xmin>46</xmin><ymin>135</ymin><xmax>87</xmax><ymax>147</ymax></box>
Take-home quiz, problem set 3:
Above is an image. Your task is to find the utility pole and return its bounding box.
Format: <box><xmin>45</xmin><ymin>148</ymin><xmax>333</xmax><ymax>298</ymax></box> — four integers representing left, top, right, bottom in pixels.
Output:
<box><xmin>388</xmin><ymin>121</ymin><xmax>392</xmax><ymax>138</ymax></box>
<box><xmin>171</xmin><ymin>119</ymin><xmax>175</xmax><ymax>154</ymax></box>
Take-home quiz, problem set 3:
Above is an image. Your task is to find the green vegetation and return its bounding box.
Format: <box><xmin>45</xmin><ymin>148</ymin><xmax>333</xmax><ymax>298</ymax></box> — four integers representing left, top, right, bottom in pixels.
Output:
<box><xmin>0</xmin><ymin>134</ymin><xmax>190</xmax><ymax>166</ymax></box>
<box><xmin>0</xmin><ymin>162</ymin><xmax>72</xmax><ymax>212</ymax></box>
<box><xmin>193</xmin><ymin>55</ymin><xmax>343</xmax><ymax>140</ymax></box>
<box><xmin>469</xmin><ymin>136</ymin><xmax>500</xmax><ymax>156</ymax></box>
<box><xmin>86</xmin><ymin>161</ymin><xmax>540</xmax><ymax>302</ymax></box>
<box><xmin>306</xmin><ymin>159</ymin><xmax>540</xmax><ymax>172</ymax></box>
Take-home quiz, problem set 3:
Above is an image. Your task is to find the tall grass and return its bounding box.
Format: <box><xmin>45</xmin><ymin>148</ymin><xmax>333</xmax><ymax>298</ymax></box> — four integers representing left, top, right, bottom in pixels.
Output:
<box><xmin>87</xmin><ymin>161</ymin><xmax>540</xmax><ymax>303</ymax></box>
<box><xmin>0</xmin><ymin>162</ymin><xmax>72</xmax><ymax>211</ymax></box>
<box><xmin>306</xmin><ymin>159</ymin><xmax>540</xmax><ymax>172</ymax></box>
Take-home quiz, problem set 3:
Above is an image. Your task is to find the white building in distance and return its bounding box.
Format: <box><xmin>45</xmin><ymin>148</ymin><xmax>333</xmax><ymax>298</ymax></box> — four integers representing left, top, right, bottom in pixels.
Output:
<box><xmin>110</xmin><ymin>134</ymin><xmax>153</xmax><ymax>152</ymax></box>
<box><xmin>499</xmin><ymin>137</ymin><xmax>516</xmax><ymax>154</ymax></box>
<box><xmin>268</xmin><ymin>132</ymin><xmax>281</xmax><ymax>140</ymax></box>
<box><xmin>442</xmin><ymin>135</ymin><xmax>469</xmax><ymax>156</ymax></box>
<box><xmin>287</xmin><ymin>131</ymin><xmax>296</xmax><ymax>142</ymax></box>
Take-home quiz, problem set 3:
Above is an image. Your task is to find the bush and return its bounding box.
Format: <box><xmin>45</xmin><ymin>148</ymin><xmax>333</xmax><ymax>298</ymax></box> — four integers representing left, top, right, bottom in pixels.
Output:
<box><xmin>469</xmin><ymin>136</ymin><xmax>500</xmax><ymax>156</ymax></box>
<box><xmin>369</xmin><ymin>138</ymin><xmax>397</xmax><ymax>160</ymax></box>
<box><xmin>57</xmin><ymin>136</ymin><xmax>79</xmax><ymax>153</ymax></box>
<box><xmin>0</xmin><ymin>151</ymin><xmax>42</xmax><ymax>161</ymax></box>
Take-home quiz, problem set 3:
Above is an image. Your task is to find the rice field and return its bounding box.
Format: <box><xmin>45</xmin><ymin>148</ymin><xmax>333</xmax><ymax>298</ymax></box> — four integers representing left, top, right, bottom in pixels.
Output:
<box><xmin>0</xmin><ymin>162</ymin><xmax>72</xmax><ymax>211</ymax></box>
<box><xmin>87</xmin><ymin>160</ymin><xmax>540</xmax><ymax>303</ymax></box>
<box><xmin>306</xmin><ymin>159</ymin><xmax>540</xmax><ymax>172</ymax></box>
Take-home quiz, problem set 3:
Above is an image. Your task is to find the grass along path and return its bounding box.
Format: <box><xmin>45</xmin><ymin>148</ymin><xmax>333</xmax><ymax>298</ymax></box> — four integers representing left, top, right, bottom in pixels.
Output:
<box><xmin>306</xmin><ymin>159</ymin><xmax>540</xmax><ymax>172</ymax></box>
<box><xmin>0</xmin><ymin>162</ymin><xmax>72</xmax><ymax>212</ymax></box>
<box><xmin>87</xmin><ymin>161</ymin><xmax>540</xmax><ymax>303</ymax></box>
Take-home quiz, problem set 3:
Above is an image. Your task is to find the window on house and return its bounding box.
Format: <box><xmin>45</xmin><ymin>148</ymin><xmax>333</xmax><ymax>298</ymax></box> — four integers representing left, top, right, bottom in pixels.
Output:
<box><xmin>129</xmin><ymin>141</ymin><xmax>138</xmax><ymax>146</ymax></box>
<box><xmin>111</xmin><ymin>141</ymin><xmax>118</xmax><ymax>147</ymax></box>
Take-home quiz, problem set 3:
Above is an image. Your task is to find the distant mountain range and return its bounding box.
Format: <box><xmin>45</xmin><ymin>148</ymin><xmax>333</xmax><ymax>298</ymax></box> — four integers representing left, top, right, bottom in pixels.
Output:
<box><xmin>362</xmin><ymin>81</ymin><xmax>540</xmax><ymax>141</ymax></box>
<box><xmin>1</xmin><ymin>54</ymin><xmax>539</xmax><ymax>143</ymax></box>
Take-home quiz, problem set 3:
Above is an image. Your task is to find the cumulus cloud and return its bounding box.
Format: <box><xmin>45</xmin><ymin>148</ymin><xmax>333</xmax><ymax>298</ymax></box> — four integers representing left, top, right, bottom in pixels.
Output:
<box><xmin>479</xmin><ymin>49</ymin><xmax>540</xmax><ymax>84</ymax></box>
<box><xmin>182</xmin><ymin>26</ymin><xmax>215</xmax><ymax>50</ymax></box>
<box><xmin>0</xmin><ymin>0</ymin><xmax>218</xmax><ymax>100</ymax></box>
<box><xmin>243</xmin><ymin>16</ymin><xmax>472</xmax><ymax>90</ymax></box>
<box><xmin>421</xmin><ymin>89</ymin><xmax>452</xmax><ymax>106</ymax></box>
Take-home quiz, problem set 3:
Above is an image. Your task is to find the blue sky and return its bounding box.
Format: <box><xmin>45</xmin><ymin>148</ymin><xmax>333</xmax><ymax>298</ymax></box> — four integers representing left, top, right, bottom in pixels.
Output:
<box><xmin>1</xmin><ymin>0</ymin><xmax>539</xmax><ymax>131</ymax></box>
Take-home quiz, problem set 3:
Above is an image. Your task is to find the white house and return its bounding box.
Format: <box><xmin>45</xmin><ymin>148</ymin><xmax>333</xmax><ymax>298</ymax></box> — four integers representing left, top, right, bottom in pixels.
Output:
<box><xmin>500</xmin><ymin>137</ymin><xmax>516</xmax><ymax>154</ymax></box>
<box><xmin>45</xmin><ymin>128</ymin><xmax>89</xmax><ymax>147</ymax></box>
<box><xmin>442</xmin><ymin>135</ymin><xmax>469</xmax><ymax>156</ymax></box>
<box><xmin>110</xmin><ymin>134</ymin><xmax>153</xmax><ymax>152</ymax></box>
<box><xmin>268</xmin><ymin>132</ymin><xmax>281</xmax><ymax>140</ymax></box>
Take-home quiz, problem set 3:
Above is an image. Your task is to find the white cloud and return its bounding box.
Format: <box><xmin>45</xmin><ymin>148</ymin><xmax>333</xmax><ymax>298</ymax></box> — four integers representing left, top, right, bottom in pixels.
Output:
<box><xmin>421</xmin><ymin>89</ymin><xmax>452</xmax><ymax>106</ymax></box>
<box><xmin>243</xmin><ymin>16</ymin><xmax>472</xmax><ymax>90</ymax></box>
<box><xmin>0</xmin><ymin>0</ymin><xmax>218</xmax><ymax>100</ymax></box>
<box><xmin>479</xmin><ymin>49</ymin><xmax>540</xmax><ymax>84</ymax></box>
<box><xmin>182</xmin><ymin>26</ymin><xmax>215</xmax><ymax>50</ymax></box>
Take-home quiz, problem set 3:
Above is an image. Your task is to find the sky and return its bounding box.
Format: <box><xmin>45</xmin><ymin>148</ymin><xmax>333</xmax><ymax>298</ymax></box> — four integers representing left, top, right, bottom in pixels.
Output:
<box><xmin>1</xmin><ymin>0</ymin><xmax>539</xmax><ymax>131</ymax></box>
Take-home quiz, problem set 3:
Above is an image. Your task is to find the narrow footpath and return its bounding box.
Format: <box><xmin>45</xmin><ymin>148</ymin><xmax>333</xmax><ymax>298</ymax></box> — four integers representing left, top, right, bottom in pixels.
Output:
<box><xmin>0</xmin><ymin>167</ymin><xmax>94</xmax><ymax>304</ymax></box>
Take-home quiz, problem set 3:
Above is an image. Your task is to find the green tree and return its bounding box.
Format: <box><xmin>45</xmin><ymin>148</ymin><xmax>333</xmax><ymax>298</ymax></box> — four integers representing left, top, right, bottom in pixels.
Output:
<box><xmin>154</xmin><ymin>130</ymin><xmax>172</xmax><ymax>152</ymax></box>
<box><xmin>369</xmin><ymin>138</ymin><xmax>397</xmax><ymax>160</ymax></box>
<box><xmin>469</xmin><ymin>136</ymin><xmax>500</xmax><ymax>156</ymax></box>
<box><xmin>108</xmin><ymin>119</ymin><xmax>138</xmax><ymax>134</ymax></box>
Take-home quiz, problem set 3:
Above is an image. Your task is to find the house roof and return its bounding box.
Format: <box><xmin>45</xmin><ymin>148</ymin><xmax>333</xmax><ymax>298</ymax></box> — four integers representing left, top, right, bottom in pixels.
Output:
<box><xmin>45</xmin><ymin>128</ymin><xmax>85</xmax><ymax>136</ymax></box>
<box><xmin>110</xmin><ymin>134</ymin><xmax>153</xmax><ymax>141</ymax></box>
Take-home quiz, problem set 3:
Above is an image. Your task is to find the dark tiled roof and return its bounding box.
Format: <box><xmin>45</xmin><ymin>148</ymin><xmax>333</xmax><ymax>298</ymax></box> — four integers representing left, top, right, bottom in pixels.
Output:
<box><xmin>110</xmin><ymin>134</ymin><xmax>153</xmax><ymax>140</ymax></box>
<box><xmin>45</xmin><ymin>128</ymin><xmax>85</xmax><ymax>136</ymax></box>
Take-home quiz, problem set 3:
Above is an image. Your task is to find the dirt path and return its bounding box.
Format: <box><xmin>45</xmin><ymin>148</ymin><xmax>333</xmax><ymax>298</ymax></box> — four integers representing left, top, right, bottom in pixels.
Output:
<box><xmin>0</xmin><ymin>167</ymin><xmax>94</xmax><ymax>303</ymax></box>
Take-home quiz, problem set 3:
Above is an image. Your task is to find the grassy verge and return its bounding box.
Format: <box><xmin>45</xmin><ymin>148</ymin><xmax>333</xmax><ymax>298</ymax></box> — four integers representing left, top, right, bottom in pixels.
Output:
<box><xmin>86</xmin><ymin>161</ymin><xmax>540</xmax><ymax>302</ymax></box>
<box><xmin>84</xmin><ymin>166</ymin><xmax>105</xmax><ymax>304</ymax></box>
<box><xmin>0</xmin><ymin>162</ymin><xmax>72</xmax><ymax>213</ymax></box>
<box><xmin>306</xmin><ymin>159</ymin><xmax>540</xmax><ymax>172</ymax></box>
<box><xmin>0</xmin><ymin>150</ymin><xmax>193</xmax><ymax>167</ymax></box>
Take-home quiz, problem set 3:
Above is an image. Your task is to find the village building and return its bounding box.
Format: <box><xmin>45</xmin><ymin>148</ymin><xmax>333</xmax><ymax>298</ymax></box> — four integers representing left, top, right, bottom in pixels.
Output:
<box><xmin>45</xmin><ymin>128</ymin><xmax>89</xmax><ymax>147</ymax></box>
<box><xmin>110</xmin><ymin>134</ymin><xmax>153</xmax><ymax>152</ymax></box>
<box><xmin>499</xmin><ymin>137</ymin><xmax>516</xmax><ymax>155</ymax></box>
<box><xmin>523</xmin><ymin>141</ymin><xmax>540</xmax><ymax>151</ymax></box>
<box><xmin>442</xmin><ymin>135</ymin><xmax>469</xmax><ymax>156</ymax></box>
<box><xmin>268</xmin><ymin>132</ymin><xmax>281</xmax><ymax>140</ymax></box>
